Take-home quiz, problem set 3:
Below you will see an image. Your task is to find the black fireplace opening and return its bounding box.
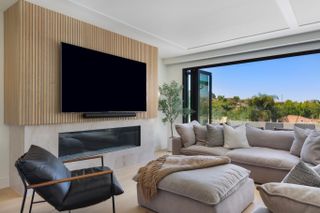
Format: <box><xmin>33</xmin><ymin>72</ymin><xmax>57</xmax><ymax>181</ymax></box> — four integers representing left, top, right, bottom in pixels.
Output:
<box><xmin>59</xmin><ymin>126</ymin><xmax>141</xmax><ymax>160</ymax></box>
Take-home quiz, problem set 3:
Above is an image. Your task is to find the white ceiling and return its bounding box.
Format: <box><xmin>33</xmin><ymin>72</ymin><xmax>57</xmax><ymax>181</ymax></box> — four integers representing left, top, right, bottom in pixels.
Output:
<box><xmin>2</xmin><ymin>0</ymin><xmax>320</xmax><ymax>58</ymax></box>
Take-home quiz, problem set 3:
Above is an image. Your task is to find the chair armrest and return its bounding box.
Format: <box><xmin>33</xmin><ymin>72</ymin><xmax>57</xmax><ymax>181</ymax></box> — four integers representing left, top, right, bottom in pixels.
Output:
<box><xmin>63</xmin><ymin>155</ymin><xmax>104</xmax><ymax>167</ymax></box>
<box><xmin>172</xmin><ymin>136</ymin><xmax>183</xmax><ymax>155</ymax></box>
<box><xmin>27</xmin><ymin>169</ymin><xmax>113</xmax><ymax>189</ymax></box>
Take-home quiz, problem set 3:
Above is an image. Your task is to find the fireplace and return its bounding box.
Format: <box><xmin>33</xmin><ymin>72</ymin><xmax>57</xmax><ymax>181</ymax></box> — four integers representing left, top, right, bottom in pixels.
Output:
<box><xmin>59</xmin><ymin>126</ymin><xmax>141</xmax><ymax>160</ymax></box>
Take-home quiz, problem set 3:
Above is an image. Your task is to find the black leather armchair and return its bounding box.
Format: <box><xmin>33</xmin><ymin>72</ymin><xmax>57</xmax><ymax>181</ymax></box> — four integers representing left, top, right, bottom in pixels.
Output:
<box><xmin>15</xmin><ymin>145</ymin><xmax>124</xmax><ymax>213</ymax></box>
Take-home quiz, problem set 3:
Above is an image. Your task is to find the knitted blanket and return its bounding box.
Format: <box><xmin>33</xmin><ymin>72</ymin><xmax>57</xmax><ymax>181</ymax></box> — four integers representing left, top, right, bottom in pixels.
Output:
<box><xmin>133</xmin><ymin>155</ymin><xmax>231</xmax><ymax>200</ymax></box>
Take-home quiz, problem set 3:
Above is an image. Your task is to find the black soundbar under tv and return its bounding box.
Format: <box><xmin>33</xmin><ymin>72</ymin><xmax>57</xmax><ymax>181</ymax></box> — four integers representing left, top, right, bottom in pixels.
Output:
<box><xmin>82</xmin><ymin>112</ymin><xmax>137</xmax><ymax>118</ymax></box>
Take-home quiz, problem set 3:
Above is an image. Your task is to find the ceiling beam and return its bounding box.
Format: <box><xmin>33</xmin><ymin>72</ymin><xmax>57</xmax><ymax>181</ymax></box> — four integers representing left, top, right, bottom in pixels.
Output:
<box><xmin>275</xmin><ymin>0</ymin><xmax>299</xmax><ymax>29</ymax></box>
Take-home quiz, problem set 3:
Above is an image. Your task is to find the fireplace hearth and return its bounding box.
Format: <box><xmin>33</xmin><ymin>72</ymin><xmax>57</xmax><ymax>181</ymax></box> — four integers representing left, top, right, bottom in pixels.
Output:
<box><xmin>59</xmin><ymin>126</ymin><xmax>141</xmax><ymax>160</ymax></box>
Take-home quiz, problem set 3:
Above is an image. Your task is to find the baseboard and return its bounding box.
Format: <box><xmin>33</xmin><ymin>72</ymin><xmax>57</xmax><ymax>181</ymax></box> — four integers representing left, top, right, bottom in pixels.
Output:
<box><xmin>0</xmin><ymin>176</ymin><xmax>9</xmax><ymax>189</ymax></box>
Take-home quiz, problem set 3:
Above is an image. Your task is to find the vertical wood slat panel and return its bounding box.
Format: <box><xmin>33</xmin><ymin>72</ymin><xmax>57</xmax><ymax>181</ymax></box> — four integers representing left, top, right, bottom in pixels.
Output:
<box><xmin>4</xmin><ymin>1</ymin><xmax>158</xmax><ymax>125</ymax></box>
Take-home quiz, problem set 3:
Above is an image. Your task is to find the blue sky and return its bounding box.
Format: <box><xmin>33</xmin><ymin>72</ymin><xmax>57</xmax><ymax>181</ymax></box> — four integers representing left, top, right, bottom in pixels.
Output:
<box><xmin>203</xmin><ymin>53</ymin><xmax>320</xmax><ymax>102</ymax></box>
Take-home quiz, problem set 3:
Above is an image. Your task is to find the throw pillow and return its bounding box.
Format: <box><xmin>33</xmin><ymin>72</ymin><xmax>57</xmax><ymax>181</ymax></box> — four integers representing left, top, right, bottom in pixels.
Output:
<box><xmin>223</xmin><ymin>124</ymin><xmax>250</xmax><ymax>149</ymax></box>
<box><xmin>257</xmin><ymin>182</ymin><xmax>320</xmax><ymax>213</ymax></box>
<box><xmin>193</xmin><ymin>124</ymin><xmax>207</xmax><ymax>146</ymax></box>
<box><xmin>206</xmin><ymin>124</ymin><xmax>224</xmax><ymax>147</ymax></box>
<box><xmin>282</xmin><ymin>161</ymin><xmax>320</xmax><ymax>187</ymax></box>
<box><xmin>314</xmin><ymin>164</ymin><xmax>320</xmax><ymax>174</ymax></box>
<box><xmin>301</xmin><ymin>131</ymin><xmax>320</xmax><ymax>165</ymax></box>
<box><xmin>175</xmin><ymin>120</ymin><xmax>200</xmax><ymax>148</ymax></box>
<box><xmin>290</xmin><ymin>126</ymin><xmax>313</xmax><ymax>157</ymax></box>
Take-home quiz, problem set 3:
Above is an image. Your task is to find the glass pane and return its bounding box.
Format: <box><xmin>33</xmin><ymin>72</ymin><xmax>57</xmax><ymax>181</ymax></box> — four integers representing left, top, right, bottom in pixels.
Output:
<box><xmin>187</xmin><ymin>74</ymin><xmax>192</xmax><ymax>123</ymax></box>
<box><xmin>199</xmin><ymin>72</ymin><xmax>210</xmax><ymax>124</ymax></box>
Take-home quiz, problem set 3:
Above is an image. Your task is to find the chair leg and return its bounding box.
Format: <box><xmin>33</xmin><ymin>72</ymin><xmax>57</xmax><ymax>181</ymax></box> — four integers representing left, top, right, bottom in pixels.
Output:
<box><xmin>111</xmin><ymin>174</ymin><xmax>115</xmax><ymax>213</ymax></box>
<box><xmin>29</xmin><ymin>190</ymin><xmax>35</xmax><ymax>213</ymax></box>
<box><xmin>20</xmin><ymin>188</ymin><xmax>27</xmax><ymax>213</ymax></box>
<box><xmin>112</xmin><ymin>195</ymin><xmax>115</xmax><ymax>213</ymax></box>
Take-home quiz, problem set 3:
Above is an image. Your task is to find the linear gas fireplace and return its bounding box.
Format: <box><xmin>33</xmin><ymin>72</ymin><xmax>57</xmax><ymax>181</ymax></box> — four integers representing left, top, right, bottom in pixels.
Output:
<box><xmin>59</xmin><ymin>126</ymin><xmax>141</xmax><ymax>160</ymax></box>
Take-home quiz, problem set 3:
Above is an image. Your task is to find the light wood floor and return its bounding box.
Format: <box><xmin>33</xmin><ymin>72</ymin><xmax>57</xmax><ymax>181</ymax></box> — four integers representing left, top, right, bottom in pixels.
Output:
<box><xmin>0</xmin><ymin>151</ymin><xmax>265</xmax><ymax>213</ymax></box>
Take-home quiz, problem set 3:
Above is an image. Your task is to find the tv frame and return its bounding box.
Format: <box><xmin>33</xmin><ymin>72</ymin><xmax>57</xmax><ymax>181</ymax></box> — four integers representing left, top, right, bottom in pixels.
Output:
<box><xmin>60</xmin><ymin>42</ymin><xmax>147</xmax><ymax>114</ymax></box>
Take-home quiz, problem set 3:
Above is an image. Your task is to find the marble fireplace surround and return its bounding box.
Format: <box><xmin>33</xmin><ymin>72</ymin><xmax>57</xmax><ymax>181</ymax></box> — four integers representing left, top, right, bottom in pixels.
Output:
<box><xmin>9</xmin><ymin>119</ymin><xmax>157</xmax><ymax>194</ymax></box>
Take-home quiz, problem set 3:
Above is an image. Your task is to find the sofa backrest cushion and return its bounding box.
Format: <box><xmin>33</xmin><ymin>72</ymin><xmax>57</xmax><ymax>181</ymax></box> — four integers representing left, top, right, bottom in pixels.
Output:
<box><xmin>246</xmin><ymin>125</ymin><xmax>294</xmax><ymax>151</ymax></box>
<box><xmin>15</xmin><ymin>145</ymin><xmax>71</xmax><ymax>207</ymax></box>
<box><xmin>175</xmin><ymin>120</ymin><xmax>200</xmax><ymax>147</ymax></box>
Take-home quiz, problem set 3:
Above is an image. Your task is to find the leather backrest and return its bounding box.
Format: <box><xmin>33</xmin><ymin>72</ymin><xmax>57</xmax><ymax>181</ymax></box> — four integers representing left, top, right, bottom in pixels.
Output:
<box><xmin>15</xmin><ymin>145</ymin><xmax>71</xmax><ymax>207</ymax></box>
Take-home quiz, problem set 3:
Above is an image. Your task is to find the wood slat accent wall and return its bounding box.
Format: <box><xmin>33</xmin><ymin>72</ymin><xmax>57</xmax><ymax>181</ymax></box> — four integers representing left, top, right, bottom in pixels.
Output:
<box><xmin>4</xmin><ymin>1</ymin><xmax>158</xmax><ymax>125</ymax></box>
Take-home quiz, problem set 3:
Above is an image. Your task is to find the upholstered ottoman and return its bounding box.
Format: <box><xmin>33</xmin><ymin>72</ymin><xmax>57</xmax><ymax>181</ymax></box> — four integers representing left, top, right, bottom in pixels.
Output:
<box><xmin>137</xmin><ymin>164</ymin><xmax>254</xmax><ymax>213</ymax></box>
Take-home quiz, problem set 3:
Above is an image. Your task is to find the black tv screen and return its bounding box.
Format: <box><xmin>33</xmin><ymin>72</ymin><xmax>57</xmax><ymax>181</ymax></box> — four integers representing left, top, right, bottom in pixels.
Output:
<box><xmin>61</xmin><ymin>43</ymin><xmax>147</xmax><ymax>112</ymax></box>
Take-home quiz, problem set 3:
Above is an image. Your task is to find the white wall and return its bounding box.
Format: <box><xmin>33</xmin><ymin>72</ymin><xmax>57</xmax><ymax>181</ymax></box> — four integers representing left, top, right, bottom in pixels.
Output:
<box><xmin>154</xmin><ymin>57</ymin><xmax>169</xmax><ymax>149</ymax></box>
<box><xmin>0</xmin><ymin>11</ymin><xmax>10</xmax><ymax>189</ymax></box>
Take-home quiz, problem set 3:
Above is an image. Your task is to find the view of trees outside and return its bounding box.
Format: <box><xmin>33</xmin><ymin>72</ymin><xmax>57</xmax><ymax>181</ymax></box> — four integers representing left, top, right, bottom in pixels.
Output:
<box><xmin>212</xmin><ymin>93</ymin><xmax>320</xmax><ymax>122</ymax></box>
<box><xmin>202</xmin><ymin>53</ymin><xmax>320</xmax><ymax>124</ymax></box>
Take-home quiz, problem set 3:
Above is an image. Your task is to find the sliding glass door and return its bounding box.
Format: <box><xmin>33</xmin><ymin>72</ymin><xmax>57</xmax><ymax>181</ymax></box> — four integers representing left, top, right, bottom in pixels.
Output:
<box><xmin>183</xmin><ymin>69</ymin><xmax>212</xmax><ymax>124</ymax></box>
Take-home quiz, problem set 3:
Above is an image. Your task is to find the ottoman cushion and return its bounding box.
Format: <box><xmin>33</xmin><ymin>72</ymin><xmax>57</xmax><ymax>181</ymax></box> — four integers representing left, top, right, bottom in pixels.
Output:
<box><xmin>158</xmin><ymin>164</ymin><xmax>250</xmax><ymax>205</ymax></box>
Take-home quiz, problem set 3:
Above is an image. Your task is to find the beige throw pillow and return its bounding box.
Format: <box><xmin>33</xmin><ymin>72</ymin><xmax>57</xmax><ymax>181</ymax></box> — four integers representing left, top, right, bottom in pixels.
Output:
<box><xmin>175</xmin><ymin>120</ymin><xmax>200</xmax><ymax>148</ymax></box>
<box><xmin>223</xmin><ymin>124</ymin><xmax>250</xmax><ymax>149</ymax></box>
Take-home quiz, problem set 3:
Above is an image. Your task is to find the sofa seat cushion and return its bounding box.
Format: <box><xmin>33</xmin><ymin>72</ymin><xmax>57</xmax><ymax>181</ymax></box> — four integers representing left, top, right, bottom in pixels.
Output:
<box><xmin>181</xmin><ymin>145</ymin><xmax>230</xmax><ymax>156</ymax></box>
<box><xmin>226</xmin><ymin>147</ymin><xmax>299</xmax><ymax>170</ymax></box>
<box><xmin>158</xmin><ymin>164</ymin><xmax>250</xmax><ymax>205</ymax></box>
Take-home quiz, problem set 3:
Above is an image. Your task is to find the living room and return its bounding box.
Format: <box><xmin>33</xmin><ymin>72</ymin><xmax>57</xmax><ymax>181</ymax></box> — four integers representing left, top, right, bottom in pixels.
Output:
<box><xmin>1</xmin><ymin>0</ymin><xmax>320</xmax><ymax>213</ymax></box>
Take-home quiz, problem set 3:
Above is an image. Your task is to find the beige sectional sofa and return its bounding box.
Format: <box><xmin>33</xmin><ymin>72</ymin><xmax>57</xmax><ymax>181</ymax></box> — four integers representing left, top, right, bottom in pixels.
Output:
<box><xmin>172</xmin><ymin>125</ymin><xmax>301</xmax><ymax>183</ymax></box>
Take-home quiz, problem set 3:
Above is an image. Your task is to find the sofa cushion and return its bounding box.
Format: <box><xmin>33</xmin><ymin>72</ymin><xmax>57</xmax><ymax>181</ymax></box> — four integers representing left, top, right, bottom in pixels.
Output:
<box><xmin>158</xmin><ymin>164</ymin><xmax>250</xmax><ymax>205</ymax></box>
<box><xmin>193</xmin><ymin>125</ymin><xmax>207</xmax><ymax>146</ymax></box>
<box><xmin>257</xmin><ymin>183</ymin><xmax>320</xmax><ymax>213</ymax></box>
<box><xmin>206</xmin><ymin>124</ymin><xmax>224</xmax><ymax>147</ymax></box>
<box><xmin>290</xmin><ymin>126</ymin><xmax>313</xmax><ymax>157</ymax></box>
<box><xmin>301</xmin><ymin>131</ymin><xmax>320</xmax><ymax>165</ymax></box>
<box><xmin>181</xmin><ymin>145</ymin><xmax>230</xmax><ymax>156</ymax></box>
<box><xmin>246</xmin><ymin>125</ymin><xmax>294</xmax><ymax>151</ymax></box>
<box><xmin>282</xmin><ymin>161</ymin><xmax>320</xmax><ymax>187</ymax></box>
<box><xmin>226</xmin><ymin>147</ymin><xmax>299</xmax><ymax>170</ymax></box>
<box><xmin>223</xmin><ymin>124</ymin><xmax>250</xmax><ymax>149</ymax></box>
<box><xmin>175</xmin><ymin>121</ymin><xmax>200</xmax><ymax>147</ymax></box>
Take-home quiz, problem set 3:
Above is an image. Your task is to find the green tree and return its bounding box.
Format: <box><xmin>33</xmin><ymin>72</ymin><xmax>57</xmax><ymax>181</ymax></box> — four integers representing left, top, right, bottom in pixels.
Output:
<box><xmin>158</xmin><ymin>81</ymin><xmax>192</xmax><ymax>138</ymax></box>
<box><xmin>248</xmin><ymin>94</ymin><xmax>279</xmax><ymax>121</ymax></box>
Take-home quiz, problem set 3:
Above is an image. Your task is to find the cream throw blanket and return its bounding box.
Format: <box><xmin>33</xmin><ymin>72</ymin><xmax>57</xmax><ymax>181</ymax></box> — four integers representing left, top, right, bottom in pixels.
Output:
<box><xmin>133</xmin><ymin>155</ymin><xmax>231</xmax><ymax>200</ymax></box>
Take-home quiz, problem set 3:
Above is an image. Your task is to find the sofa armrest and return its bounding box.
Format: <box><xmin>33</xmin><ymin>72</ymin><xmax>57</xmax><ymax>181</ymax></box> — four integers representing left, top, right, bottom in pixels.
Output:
<box><xmin>172</xmin><ymin>136</ymin><xmax>183</xmax><ymax>155</ymax></box>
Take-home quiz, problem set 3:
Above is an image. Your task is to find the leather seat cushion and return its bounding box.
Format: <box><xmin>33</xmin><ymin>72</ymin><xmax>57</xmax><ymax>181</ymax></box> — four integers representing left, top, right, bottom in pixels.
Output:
<box><xmin>227</xmin><ymin>147</ymin><xmax>299</xmax><ymax>170</ymax></box>
<box><xmin>59</xmin><ymin>166</ymin><xmax>124</xmax><ymax>211</ymax></box>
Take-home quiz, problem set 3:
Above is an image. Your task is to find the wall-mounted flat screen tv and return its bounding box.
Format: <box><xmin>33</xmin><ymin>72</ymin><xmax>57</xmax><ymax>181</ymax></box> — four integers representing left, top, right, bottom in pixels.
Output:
<box><xmin>61</xmin><ymin>42</ymin><xmax>147</xmax><ymax>112</ymax></box>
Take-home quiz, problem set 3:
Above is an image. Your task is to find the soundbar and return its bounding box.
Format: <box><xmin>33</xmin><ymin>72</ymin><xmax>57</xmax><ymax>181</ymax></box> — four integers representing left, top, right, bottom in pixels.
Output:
<box><xmin>83</xmin><ymin>112</ymin><xmax>137</xmax><ymax>118</ymax></box>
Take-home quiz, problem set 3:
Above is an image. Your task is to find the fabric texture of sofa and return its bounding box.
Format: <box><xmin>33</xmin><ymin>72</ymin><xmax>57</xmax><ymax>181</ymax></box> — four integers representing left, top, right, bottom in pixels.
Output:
<box><xmin>137</xmin><ymin>164</ymin><xmax>254</xmax><ymax>213</ymax></box>
<box><xmin>172</xmin><ymin>123</ymin><xmax>316</xmax><ymax>183</ymax></box>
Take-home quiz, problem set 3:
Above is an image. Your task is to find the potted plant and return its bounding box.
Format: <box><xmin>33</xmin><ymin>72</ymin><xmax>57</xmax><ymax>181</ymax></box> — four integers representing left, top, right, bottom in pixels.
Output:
<box><xmin>158</xmin><ymin>81</ymin><xmax>192</xmax><ymax>149</ymax></box>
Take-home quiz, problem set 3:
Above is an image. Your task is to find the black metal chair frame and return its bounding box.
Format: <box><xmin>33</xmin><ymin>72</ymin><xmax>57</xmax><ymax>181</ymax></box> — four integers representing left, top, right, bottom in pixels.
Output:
<box><xmin>16</xmin><ymin>155</ymin><xmax>115</xmax><ymax>213</ymax></box>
